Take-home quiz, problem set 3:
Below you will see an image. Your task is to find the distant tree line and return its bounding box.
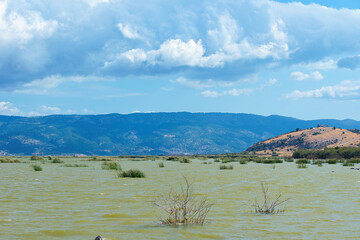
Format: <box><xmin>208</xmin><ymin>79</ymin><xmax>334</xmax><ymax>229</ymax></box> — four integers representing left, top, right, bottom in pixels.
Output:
<box><xmin>293</xmin><ymin>147</ymin><xmax>360</xmax><ymax>159</ymax></box>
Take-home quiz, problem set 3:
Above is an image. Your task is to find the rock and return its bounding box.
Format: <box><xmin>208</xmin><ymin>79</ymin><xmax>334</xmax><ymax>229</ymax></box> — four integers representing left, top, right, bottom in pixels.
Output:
<box><xmin>94</xmin><ymin>236</ymin><xmax>105</xmax><ymax>240</ymax></box>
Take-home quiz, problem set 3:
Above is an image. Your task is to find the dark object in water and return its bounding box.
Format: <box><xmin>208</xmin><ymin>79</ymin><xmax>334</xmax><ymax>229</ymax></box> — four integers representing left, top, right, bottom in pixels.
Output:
<box><xmin>94</xmin><ymin>236</ymin><xmax>105</xmax><ymax>240</ymax></box>
<box><xmin>350</xmin><ymin>168</ymin><xmax>360</xmax><ymax>170</ymax></box>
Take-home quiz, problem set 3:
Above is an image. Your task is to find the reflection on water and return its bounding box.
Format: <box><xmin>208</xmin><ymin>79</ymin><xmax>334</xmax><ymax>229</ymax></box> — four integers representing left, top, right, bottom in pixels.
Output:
<box><xmin>1</xmin><ymin>158</ymin><xmax>360</xmax><ymax>239</ymax></box>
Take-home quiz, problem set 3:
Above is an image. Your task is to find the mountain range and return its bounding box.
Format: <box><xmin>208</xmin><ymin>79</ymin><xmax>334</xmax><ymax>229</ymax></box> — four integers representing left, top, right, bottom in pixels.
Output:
<box><xmin>1</xmin><ymin>112</ymin><xmax>360</xmax><ymax>156</ymax></box>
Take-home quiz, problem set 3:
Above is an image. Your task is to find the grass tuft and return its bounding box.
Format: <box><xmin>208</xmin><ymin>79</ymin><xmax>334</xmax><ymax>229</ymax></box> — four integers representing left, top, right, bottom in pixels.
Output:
<box><xmin>295</xmin><ymin>159</ymin><xmax>310</xmax><ymax>164</ymax></box>
<box><xmin>297</xmin><ymin>163</ymin><xmax>307</xmax><ymax>168</ymax></box>
<box><xmin>343</xmin><ymin>161</ymin><xmax>355</xmax><ymax>167</ymax></box>
<box><xmin>327</xmin><ymin>159</ymin><xmax>338</xmax><ymax>164</ymax></box>
<box><xmin>118</xmin><ymin>169</ymin><xmax>145</xmax><ymax>178</ymax></box>
<box><xmin>31</xmin><ymin>156</ymin><xmax>44</xmax><ymax>161</ymax></box>
<box><xmin>32</xmin><ymin>164</ymin><xmax>43</xmax><ymax>171</ymax></box>
<box><xmin>158</xmin><ymin>162</ymin><xmax>165</xmax><ymax>168</ymax></box>
<box><xmin>180</xmin><ymin>158</ymin><xmax>191</xmax><ymax>163</ymax></box>
<box><xmin>102</xmin><ymin>162</ymin><xmax>121</xmax><ymax>170</ymax></box>
<box><xmin>219</xmin><ymin>164</ymin><xmax>233</xmax><ymax>170</ymax></box>
<box><xmin>51</xmin><ymin>157</ymin><xmax>64</xmax><ymax>163</ymax></box>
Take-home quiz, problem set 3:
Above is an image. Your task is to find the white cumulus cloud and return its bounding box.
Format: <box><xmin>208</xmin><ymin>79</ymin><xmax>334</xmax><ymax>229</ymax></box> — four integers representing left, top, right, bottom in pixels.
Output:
<box><xmin>173</xmin><ymin>77</ymin><xmax>216</xmax><ymax>89</ymax></box>
<box><xmin>117</xmin><ymin>23</ymin><xmax>141</xmax><ymax>40</ymax></box>
<box><xmin>0</xmin><ymin>101</ymin><xmax>20</xmax><ymax>115</ymax></box>
<box><xmin>201</xmin><ymin>88</ymin><xmax>253</xmax><ymax>98</ymax></box>
<box><xmin>290</xmin><ymin>71</ymin><xmax>323</xmax><ymax>81</ymax></box>
<box><xmin>286</xmin><ymin>80</ymin><xmax>360</xmax><ymax>99</ymax></box>
<box><xmin>290</xmin><ymin>71</ymin><xmax>310</xmax><ymax>81</ymax></box>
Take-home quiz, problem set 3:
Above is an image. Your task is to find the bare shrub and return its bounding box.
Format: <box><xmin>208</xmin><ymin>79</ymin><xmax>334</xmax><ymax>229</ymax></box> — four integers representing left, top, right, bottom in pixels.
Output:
<box><xmin>252</xmin><ymin>182</ymin><xmax>289</xmax><ymax>214</ymax></box>
<box><xmin>153</xmin><ymin>176</ymin><xmax>213</xmax><ymax>225</ymax></box>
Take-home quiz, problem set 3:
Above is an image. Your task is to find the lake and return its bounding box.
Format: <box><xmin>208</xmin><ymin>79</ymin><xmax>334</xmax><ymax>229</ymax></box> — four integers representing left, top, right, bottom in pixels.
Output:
<box><xmin>1</xmin><ymin>157</ymin><xmax>359</xmax><ymax>239</ymax></box>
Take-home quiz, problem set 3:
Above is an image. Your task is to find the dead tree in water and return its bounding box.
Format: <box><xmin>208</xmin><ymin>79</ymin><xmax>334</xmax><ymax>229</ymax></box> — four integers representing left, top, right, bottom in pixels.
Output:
<box><xmin>154</xmin><ymin>176</ymin><xmax>213</xmax><ymax>225</ymax></box>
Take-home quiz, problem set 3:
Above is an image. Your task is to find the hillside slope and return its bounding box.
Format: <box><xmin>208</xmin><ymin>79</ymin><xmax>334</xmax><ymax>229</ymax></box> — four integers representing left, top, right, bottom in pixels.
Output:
<box><xmin>1</xmin><ymin>113</ymin><xmax>360</xmax><ymax>155</ymax></box>
<box><xmin>246</xmin><ymin>126</ymin><xmax>360</xmax><ymax>156</ymax></box>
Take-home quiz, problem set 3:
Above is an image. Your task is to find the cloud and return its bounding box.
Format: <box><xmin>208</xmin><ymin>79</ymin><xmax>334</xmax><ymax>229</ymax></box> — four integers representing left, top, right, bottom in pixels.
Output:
<box><xmin>15</xmin><ymin>75</ymin><xmax>113</xmax><ymax>94</ymax></box>
<box><xmin>302</xmin><ymin>59</ymin><xmax>337</xmax><ymax>70</ymax></box>
<box><xmin>0</xmin><ymin>101</ymin><xmax>78</xmax><ymax>116</ymax></box>
<box><xmin>291</xmin><ymin>71</ymin><xmax>309</xmax><ymax>81</ymax></box>
<box><xmin>337</xmin><ymin>55</ymin><xmax>360</xmax><ymax>70</ymax></box>
<box><xmin>27</xmin><ymin>105</ymin><xmax>77</xmax><ymax>116</ymax></box>
<box><xmin>286</xmin><ymin>80</ymin><xmax>360</xmax><ymax>99</ymax></box>
<box><xmin>199</xmin><ymin>77</ymin><xmax>277</xmax><ymax>98</ymax></box>
<box><xmin>117</xmin><ymin>23</ymin><xmax>141</xmax><ymax>40</ymax></box>
<box><xmin>0</xmin><ymin>102</ymin><xmax>21</xmax><ymax>115</ymax></box>
<box><xmin>39</xmin><ymin>105</ymin><xmax>61</xmax><ymax>114</ymax></box>
<box><xmin>290</xmin><ymin>71</ymin><xmax>323</xmax><ymax>81</ymax></box>
<box><xmin>2</xmin><ymin>0</ymin><xmax>360</xmax><ymax>89</ymax></box>
<box><xmin>0</xmin><ymin>0</ymin><xmax>58</xmax><ymax>88</ymax></box>
<box><xmin>114</xmin><ymin>39</ymin><xmax>207</xmax><ymax>67</ymax></box>
<box><xmin>172</xmin><ymin>77</ymin><xmax>216</xmax><ymax>89</ymax></box>
<box><xmin>311</xmin><ymin>71</ymin><xmax>323</xmax><ymax>80</ymax></box>
<box><xmin>0</xmin><ymin>1</ymin><xmax>57</xmax><ymax>45</ymax></box>
<box><xmin>260</xmin><ymin>78</ymin><xmax>278</xmax><ymax>88</ymax></box>
<box><xmin>201</xmin><ymin>88</ymin><xmax>253</xmax><ymax>98</ymax></box>
<box><xmin>85</xmin><ymin>0</ymin><xmax>110</xmax><ymax>8</ymax></box>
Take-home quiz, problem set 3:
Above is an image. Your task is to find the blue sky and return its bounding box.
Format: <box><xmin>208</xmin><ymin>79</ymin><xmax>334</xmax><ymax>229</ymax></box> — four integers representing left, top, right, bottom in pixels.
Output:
<box><xmin>1</xmin><ymin>0</ymin><xmax>360</xmax><ymax>120</ymax></box>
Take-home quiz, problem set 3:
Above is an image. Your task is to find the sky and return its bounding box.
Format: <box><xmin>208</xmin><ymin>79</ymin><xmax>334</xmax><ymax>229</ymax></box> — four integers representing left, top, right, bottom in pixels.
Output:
<box><xmin>1</xmin><ymin>0</ymin><xmax>360</xmax><ymax>120</ymax></box>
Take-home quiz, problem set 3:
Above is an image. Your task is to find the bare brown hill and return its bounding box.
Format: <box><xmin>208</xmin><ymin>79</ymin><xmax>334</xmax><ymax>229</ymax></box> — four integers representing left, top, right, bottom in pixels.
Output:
<box><xmin>246</xmin><ymin>126</ymin><xmax>360</xmax><ymax>157</ymax></box>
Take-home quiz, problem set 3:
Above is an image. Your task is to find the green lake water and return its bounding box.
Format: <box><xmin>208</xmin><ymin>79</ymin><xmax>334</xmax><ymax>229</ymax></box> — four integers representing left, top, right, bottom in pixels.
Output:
<box><xmin>1</xmin><ymin>158</ymin><xmax>359</xmax><ymax>239</ymax></box>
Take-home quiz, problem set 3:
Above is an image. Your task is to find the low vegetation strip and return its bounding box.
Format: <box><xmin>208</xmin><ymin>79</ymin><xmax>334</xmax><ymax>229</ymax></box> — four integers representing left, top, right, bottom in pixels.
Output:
<box><xmin>0</xmin><ymin>157</ymin><xmax>20</xmax><ymax>163</ymax></box>
<box><xmin>293</xmin><ymin>147</ymin><xmax>360</xmax><ymax>159</ymax></box>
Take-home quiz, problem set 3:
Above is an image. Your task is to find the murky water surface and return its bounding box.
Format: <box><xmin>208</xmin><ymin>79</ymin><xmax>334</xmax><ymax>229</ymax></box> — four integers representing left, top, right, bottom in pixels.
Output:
<box><xmin>1</xmin><ymin>158</ymin><xmax>359</xmax><ymax>239</ymax></box>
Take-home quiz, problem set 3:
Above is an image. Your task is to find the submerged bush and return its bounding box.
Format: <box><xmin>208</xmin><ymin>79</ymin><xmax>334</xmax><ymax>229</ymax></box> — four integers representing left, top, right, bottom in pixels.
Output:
<box><xmin>296</xmin><ymin>159</ymin><xmax>310</xmax><ymax>164</ymax></box>
<box><xmin>312</xmin><ymin>160</ymin><xmax>323</xmax><ymax>167</ymax></box>
<box><xmin>118</xmin><ymin>169</ymin><xmax>145</xmax><ymax>178</ymax></box>
<box><xmin>32</xmin><ymin>164</ymin><xmax>42</xmax><ymax>171</ymax></box>
<box><xmin>102</xmin><ymin>162</ymin><xmax>121</xmax><ymax>170</ymax></box>
<box><xmin>343</xmin><ymin>161</ymin><xmax>355</xmax><ymax>167</ymax></box>
<box><xmin>239</xmin><ymin>159</ymin><xmax>247</xmax><ymax>164</ymax></box>
<box><xmin>166</xmin><ymin>156</ymin><xmax>180</xmax><ymax>161</ymax></box>
<box><xmin>252</xmin><ymin>182</ymin><xmax>289</xmax><ymax>214</ymax></box>
<box><xmin>327</xmin><ymin>159</ymin><xmax>338</xmax><ymax>164</ymax></box>
<box><xmin>180</xmin><ymin>158</ymin><xmax>191</xmax><ymax>163</ymax></box>
<box><xmin>51</xmin><ymin>157</ymin><xmax>64</xmax><ymax>163</ymax></box>
<box><xmin>297</xmin><ymin>163</ymin><xmax>307</xmax><ymax>169</ymax></box>
<box><xmin>219</xmin><ymin>164</ymin><xmax>233</xmax><ymax>170</ymax></box>
<box><xmin>153</xmin><ymin>176</ymin><xmax>213</xmax><ymax>225</ymax></box>
<box><xmin>31</xmin><ymin>156</ymin><xmax>44</xmax><ymax>161</ymax></box>
<box><xmin>262</xmin><ymin>159</ymin><xmax>283</xmax><ymax>164</ymax></box>
<box><xmin>284</xmin><ymin>157</ymin><xmax>294</xmax><ymax>162</ymax></box>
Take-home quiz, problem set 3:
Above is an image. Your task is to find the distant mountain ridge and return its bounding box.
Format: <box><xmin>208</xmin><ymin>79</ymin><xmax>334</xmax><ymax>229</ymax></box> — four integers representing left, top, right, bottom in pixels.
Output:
<box><xmin>1</xmin><ymin>112</ymin><xmax>360</xmax><ymax>156</ymax></box>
